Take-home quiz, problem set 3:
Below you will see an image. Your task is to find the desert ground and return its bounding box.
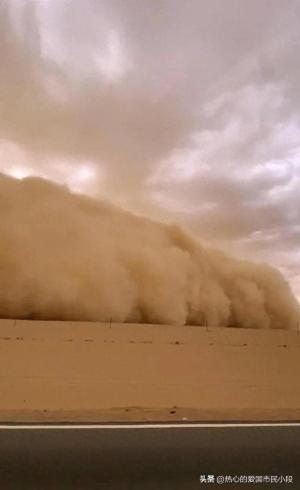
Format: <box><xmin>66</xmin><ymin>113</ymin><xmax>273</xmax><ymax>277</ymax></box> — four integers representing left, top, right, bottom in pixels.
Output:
<box><xmin>0</xmin><ymin>319</ymin><xmax>300</xmax><ymax>422</ymax></box>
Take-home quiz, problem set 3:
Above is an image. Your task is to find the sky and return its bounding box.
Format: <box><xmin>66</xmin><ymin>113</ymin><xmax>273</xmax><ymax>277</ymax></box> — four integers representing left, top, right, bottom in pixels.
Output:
<box><xmin>0</xmin><ymin>0</ymin><xmax>299</xmax><ymax>301</ymax></box>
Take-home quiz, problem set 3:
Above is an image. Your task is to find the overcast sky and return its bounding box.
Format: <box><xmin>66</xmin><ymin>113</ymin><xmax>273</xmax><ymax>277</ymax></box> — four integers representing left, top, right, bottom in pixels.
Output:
<box><xmin>0</xmin><ymin>0</ymin><xmax>299</xmax><ymax>301</ymax></box>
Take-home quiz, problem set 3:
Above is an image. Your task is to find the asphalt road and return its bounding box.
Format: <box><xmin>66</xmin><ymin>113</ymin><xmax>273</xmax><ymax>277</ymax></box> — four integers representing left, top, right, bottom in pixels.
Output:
<box><xmin>0</xmin><ymin>424</ymin><xmax>299</xmax><ymax>489</ymax></box>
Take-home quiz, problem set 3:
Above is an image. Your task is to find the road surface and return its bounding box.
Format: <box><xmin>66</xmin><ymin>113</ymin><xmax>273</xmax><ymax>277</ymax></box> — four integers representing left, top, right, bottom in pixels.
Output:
<box><xmin>0</xmin><ymin>423</ymin><xmax>299</xmax><ymax>489</ymax></box>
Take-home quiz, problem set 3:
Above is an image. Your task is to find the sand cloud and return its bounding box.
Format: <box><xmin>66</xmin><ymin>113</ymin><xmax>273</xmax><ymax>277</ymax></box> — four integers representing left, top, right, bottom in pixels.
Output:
<box><xmin>0</xmin><ymin>0</ymin><xmax>299</xmax><ymax>302</ymax></box>
<box><xmin>0</xmin><ymin>174</ymin><xmax>298</xmax><ymax>329</ymax></box>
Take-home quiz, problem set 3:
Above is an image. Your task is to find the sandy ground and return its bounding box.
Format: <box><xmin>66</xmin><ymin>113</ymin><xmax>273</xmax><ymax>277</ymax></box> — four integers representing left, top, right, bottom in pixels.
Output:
<box><xmin>0</xmin><ymin>319</ymin><xmax>300</xmax><ymax>422</ymax></box>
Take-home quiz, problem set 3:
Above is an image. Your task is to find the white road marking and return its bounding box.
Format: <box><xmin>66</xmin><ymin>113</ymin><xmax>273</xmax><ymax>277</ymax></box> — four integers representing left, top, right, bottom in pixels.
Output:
<box><xmin>0</xmin><ymin>423</ymin><xmax>299</xmax><ymax>429</ymax></box>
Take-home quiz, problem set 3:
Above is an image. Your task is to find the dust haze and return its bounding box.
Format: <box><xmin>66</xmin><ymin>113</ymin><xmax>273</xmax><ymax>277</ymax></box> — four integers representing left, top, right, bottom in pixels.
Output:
<box><xmin>0</xmin><ymin>174</ymin><xmax>298</xmax><ymax>329</ymax></box>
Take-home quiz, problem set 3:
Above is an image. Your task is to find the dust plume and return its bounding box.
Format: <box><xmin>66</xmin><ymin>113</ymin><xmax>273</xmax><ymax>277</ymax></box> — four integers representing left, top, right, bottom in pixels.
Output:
<box><xmin>0</xmin><ymin>174</ymin><xmax>299</xmax><ymax>329</ymax></box>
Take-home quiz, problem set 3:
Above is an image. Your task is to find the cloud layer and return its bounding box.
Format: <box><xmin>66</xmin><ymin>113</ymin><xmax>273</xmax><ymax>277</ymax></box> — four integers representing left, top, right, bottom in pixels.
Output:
<box><xmin>0</xmin><ymin>0</ymin><xmax>299</xmax><ymax>300</ymax></box>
